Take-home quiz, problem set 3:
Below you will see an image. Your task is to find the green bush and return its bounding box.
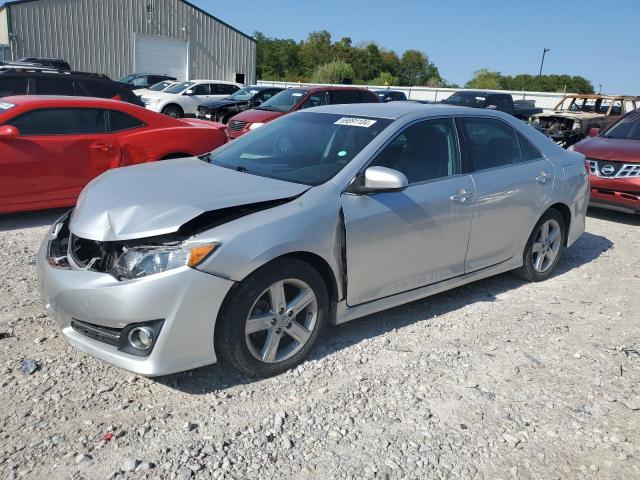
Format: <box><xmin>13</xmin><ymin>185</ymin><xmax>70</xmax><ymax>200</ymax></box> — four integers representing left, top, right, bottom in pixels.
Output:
<box><xmin>310</xmin><ymin>60</ymin><xmax>355</xmax><ymax>84</ymax></box>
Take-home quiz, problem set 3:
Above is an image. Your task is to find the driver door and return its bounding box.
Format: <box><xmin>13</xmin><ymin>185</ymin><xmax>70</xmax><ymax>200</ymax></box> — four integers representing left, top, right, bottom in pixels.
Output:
<box><xmin>341</xmin><ymin>118</ymin><xmax>475</xmax><ymax>306</ymax></box>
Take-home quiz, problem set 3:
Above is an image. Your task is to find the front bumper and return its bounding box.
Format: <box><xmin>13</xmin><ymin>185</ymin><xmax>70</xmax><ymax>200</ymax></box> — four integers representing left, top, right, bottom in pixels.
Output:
<box><xmin>37</xmin><ymin>236</ymin><xmax>235</xmax><ymax>376</ymax></box>
<box><xmin>589</xmin><ymin>175</ymin><xmax>640</xmax><ymax>213</ymax></box>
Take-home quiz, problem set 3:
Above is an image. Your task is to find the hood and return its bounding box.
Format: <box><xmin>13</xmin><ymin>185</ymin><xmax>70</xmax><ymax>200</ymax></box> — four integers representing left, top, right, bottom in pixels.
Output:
<box><xmin>71</xmin><ymin>157</ymin><xmax>309</xmax><ymax>241</ymax></box>
<box><xmin>200</xmin><ymin>99</ymin><xmax>245</xmax><ymax>109</ymax></box>
<box><xmin>574</xmin><ymin>136</ymin><xmax>640</xmax><ymax>163</ymax></box>
<box><xmin>140</xmin><ymin>90</ymin><xmax>180</xmax><ymax>100</ymax></box>
<box><xmin>180</xmin><ymin>118</ymin><xmax>227</xmax><ymax>131</ymax></box>
<box><xmin>533</xmin><ymin>111</ymin><xmax>605</xmax><ymax>121</ymax></box>
<box><xmin>231</xmin><ymin>108</ymin><xmax>285</xmax><ymax>124</ymax></box>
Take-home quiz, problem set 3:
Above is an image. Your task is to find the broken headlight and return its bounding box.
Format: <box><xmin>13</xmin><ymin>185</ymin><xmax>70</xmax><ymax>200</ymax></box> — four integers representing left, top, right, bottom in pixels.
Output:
<box><xmin>47</xmin><ymin>211</ymin><xmax>72</xmax><ymax>269</ymax></box>
<box><xmin>111</xmin><ymin>243</ymin><xmax>218</xmax><ymax>280</ymax></box>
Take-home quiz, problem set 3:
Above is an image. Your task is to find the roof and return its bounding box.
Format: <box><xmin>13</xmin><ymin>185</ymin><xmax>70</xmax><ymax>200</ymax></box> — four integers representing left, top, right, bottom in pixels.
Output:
<box><xmin>0</xmin><ymin>0</ymin><xmax>255</xmax><ymax>43</ymax></box>
<box><xmin>560</xmin><ymin>94</ymin><xmax>640</xmax><ymax>100</ymax></box>
<box><xmin>1</xmin><ymin>95</ymin><xmax>133</xmax><ymax>106</ymax></box>
<box><xmin>308</xmin><ymin>102</ymin><xmax>493</xmax><ymax>120</ymax></box>
<box><xmin>284</xmin><ymin>85</ymin><xmax>375</xmax><ymax>93</ymax></box>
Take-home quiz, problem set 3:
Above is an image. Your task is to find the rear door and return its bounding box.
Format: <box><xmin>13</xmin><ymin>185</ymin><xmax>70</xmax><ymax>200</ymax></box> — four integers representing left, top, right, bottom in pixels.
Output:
<box><xmin>342</xmin><ymin>117</ymin><xmax>475</xmax><ymax>306</ymax></box>
<box><xmin>460</xmin><ymin>117</ymin><xmax>555</xmax><ymax>272</ymax></box>
<box><xmin>0</xmin><ymin>108</ymin><xmax>120</xmax><ymax>206</ymax></box>
<box><xmin>0</xmin><ymin>77</ymin><xmax>29</xmax><ymax>97</ymax></box>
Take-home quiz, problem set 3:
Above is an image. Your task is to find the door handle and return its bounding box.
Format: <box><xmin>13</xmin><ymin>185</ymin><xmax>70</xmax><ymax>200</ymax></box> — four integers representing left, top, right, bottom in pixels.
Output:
<box><xmin>90</xmin><ymin>143</ymin><xmax>113</xmax><ymax>152</ymax></box>
<box><xmin>535</xmin><ymin>172</ymin><xmax>552</xmax><ymax>184</ymax></box>
<box><xmin>450</xmin><ymin>189</ymin><xmax>473</xmax><ymax>203</ymax></box>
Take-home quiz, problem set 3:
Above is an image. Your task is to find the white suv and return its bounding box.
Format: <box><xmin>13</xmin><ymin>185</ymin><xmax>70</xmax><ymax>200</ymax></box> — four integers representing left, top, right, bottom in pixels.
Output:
<box><xmin>141</xmin><ymin>80</ymin><xmax>242</xmax><ymax>118</ymax></box>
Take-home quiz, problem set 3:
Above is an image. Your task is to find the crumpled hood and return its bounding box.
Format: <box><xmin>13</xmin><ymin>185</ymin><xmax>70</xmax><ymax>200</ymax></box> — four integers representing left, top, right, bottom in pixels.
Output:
<box><xmin>574</xmin><ymin>136</ymin><xmax>640</xmax><ymax>163</ymax></box>
<box><xmin>200</xmin><ymin>99</ymin><xmax>244</xmax><ymax>109</ymax></box>
<box><xmin>231</xmin><ymin>108</ymin><xmax>284</xmax><ymax>124</ymax></box>
<box><xmin>533</xmin><ymin>111</ymin><xmax>605</xmax><ymax>121</ymax></box>
<box><xmin>71</xmin><ymin>157</ymin><xmax>309</xmax><ymax>241</ymax></box>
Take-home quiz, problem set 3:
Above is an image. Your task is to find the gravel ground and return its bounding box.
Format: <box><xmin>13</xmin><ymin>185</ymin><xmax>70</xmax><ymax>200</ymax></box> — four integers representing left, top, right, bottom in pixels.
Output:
<box><xmin>0</xmin><ymin>207</ymin><xmax>639</xmax><ymax>480</ymax></box>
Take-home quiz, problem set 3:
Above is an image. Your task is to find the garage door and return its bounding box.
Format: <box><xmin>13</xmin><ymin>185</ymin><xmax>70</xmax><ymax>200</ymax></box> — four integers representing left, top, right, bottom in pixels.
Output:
<box><xmin>134</xmin><ymin>34</ymin><xmax>188</xmax><ymax>81</ymax></box>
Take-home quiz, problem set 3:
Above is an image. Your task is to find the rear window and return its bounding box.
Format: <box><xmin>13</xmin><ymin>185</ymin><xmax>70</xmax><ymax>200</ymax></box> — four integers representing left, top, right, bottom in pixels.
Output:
<box><xmin>0</xmin><ymin>78</ymin><xmax>28</xmax><ymax>97</ymax></box>
<box><xmin>331</xmin><ymin>90</ymin><xmax>361</xmax><ymax>105</ymax></box>
<box><xmin>109</xmin><ymin>110</ymin><xmax>145</xmax><ymax>132</ymax></box>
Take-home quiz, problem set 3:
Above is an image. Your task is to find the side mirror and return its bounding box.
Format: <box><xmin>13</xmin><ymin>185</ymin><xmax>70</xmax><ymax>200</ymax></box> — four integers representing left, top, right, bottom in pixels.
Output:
<box><xmin>486</xmin><ymin>104</ymin><xmax>498</xmax><ymax>110</ymax></box>
<box><xmin>588</xmin><ymin>127</ymin><xmax>600</xmax><ymax>137</ymax></box>
<box><xmin>349</xmin><ymin>166</ymin><xmax>408</xmax><ymax>194</ymax></box>
<box><xmin>0</xmin><ymin>125</ymin><xmax>19</xmax><ymax>139</ymax></box>
<box><xmin>184</xmin><ymin>89</ymin><xmax>195</xmax><ymax>95</ymax></box>
<box><xmin>251</xmin><ymin>98</ymin><xmax>263</xmax><ymax>106</ymax></box>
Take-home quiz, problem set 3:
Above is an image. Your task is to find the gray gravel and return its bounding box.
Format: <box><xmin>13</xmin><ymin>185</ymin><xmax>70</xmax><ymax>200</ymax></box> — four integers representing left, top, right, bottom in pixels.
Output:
<box><xmin>0</xmin><ymin>207</ymin><xmax>639</xmax><ymax>480</ymax></box>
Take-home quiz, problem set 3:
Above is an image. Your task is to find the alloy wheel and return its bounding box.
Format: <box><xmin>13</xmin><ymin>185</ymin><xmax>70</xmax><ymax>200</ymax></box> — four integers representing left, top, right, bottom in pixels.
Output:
<box><xmin>245</xmin><ymin>279</ymin><xmax>318</xmax><ymax>363</ymax></box>
<box><xmin>532</xmin><ymin>219</ymin><xmax>562</xmax><ymax>273</ymax></box>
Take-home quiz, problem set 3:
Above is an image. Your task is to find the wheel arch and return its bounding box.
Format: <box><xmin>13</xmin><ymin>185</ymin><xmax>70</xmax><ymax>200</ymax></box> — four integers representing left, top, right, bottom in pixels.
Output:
<box><xmin>544</xmin><ymin>202</ymin><xmax>572</xmax><ymax>246</ymax></box>
<box><xmin>161</xmin><ymin>103</ymin><xmax>184</xmax><ymax>115</ymax></box>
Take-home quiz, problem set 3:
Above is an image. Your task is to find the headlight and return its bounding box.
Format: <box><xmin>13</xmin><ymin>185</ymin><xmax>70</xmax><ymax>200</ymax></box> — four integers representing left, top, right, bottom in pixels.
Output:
<box><xmin>567</xmin><ymin>145</ymin><xmax>575</xmax><ymax>151</ymax></box>
<box><xmin>47</xmin><ymin>212</ymin><xmax>71</xmax><ymax>269</ymax></box>
<box><xmin>533</xmin><ymin>118</ymin><xmax>540</xmax><ymax>124</ymax></box>
<box><xmin>111</xmin><ymin>243</ymin><xmax>218</xmax><ymax>280</ymax></box>
<box><xmin>572</xmin><ymin>121</ymin><xmax>581</xmax><ymax>131</ymax></box>
<box><xmin>248</xmin><ymin>122</ymin><xmax>264</xmax><ymax>130</ymax></box>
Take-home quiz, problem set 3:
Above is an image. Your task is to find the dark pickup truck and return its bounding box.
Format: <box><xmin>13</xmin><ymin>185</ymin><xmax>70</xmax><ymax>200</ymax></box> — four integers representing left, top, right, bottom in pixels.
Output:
<box><xmin>441</xmin><ymin>90</ymin><xmax>542</xmax><ymax>120</ymax></box>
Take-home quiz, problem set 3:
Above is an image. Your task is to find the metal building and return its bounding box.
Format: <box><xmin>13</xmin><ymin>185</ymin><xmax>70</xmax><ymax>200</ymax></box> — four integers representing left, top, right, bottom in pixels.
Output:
<box><xmin>0</xmin><ymin>0</ymin><xmax>256</xmax><ymax>83</ymax></box>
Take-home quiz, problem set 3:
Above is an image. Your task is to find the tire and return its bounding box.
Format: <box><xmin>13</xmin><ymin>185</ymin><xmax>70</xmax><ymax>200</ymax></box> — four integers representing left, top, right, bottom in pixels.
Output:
<box><xmin>515</xmin><ymin>209</ymin><xmax>566</xmax><ymax>282</ymax></box>
<box><xmin>216</xmin><ymin>257</ymin><xmax>329</xmax><ymax>377</ymax></box>
<box><xmin>161</xmin><ymin>104</ymin><xmax>183</xmax><ymax>118</ymax></box>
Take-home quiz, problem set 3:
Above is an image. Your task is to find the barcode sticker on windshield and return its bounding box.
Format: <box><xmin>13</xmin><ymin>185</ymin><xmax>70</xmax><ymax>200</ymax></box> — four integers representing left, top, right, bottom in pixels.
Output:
<box><xmin>0</xmin><ymin>102</ymin><xmax>15</xmax><ymax>110</ymax></box>
<box><xmin>291</xmin><ymin>93</ymin><xmax>303</xmax><ymax>97</ymax></box>
<box><xmin>334</xmin><ymin>117</ymin><xmax>377</xmax><ymax>128</ymax></box>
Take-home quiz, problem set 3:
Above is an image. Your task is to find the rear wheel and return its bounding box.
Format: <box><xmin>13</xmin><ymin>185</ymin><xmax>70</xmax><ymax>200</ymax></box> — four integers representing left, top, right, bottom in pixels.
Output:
<box><xmin>216</xmin><ymin>257</ymin><xmax>329</xmax><ymax>377</ymax></box>
<box><xmin>161</xmin><ymin>104</ymin><xmax>183</xmax><ymax>118</ymax></box>
<box><xmin>515</xmin><ymin>209</ymin><xmax>566</xmax><ymax>281</ymax></box>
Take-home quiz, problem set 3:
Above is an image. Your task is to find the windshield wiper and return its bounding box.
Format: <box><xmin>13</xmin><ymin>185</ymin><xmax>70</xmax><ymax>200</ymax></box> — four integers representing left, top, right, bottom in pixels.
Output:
<box><xmin>256</xmin><ymin>105</ymin><xmax>281</xmax><ymax>112</ymax></box>
<box><xmin>235</xmin><ymin>165</ymin><xmax>248</xmax><ymax>173</ymax></box>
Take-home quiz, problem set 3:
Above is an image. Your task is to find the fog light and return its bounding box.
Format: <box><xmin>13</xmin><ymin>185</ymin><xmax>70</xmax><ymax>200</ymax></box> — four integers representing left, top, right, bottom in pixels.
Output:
<box><xmin>128</xmin><ymin>327</ymin><xmax>154</xmax><ymax>351</ymax></box>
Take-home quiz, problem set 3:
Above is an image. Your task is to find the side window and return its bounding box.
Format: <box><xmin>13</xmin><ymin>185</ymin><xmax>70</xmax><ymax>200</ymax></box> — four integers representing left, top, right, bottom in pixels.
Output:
<box><xmin>332</xmin><ymin>90</ymin><xmax>361</xmax><ymax>104</ymax></box>
<box><xmin>35</xmin><ymin>78</ymin><xmax>75</xmax><ymax>96</ymax></box>
<box><xmin>370</xmin><ymin>118</ymin><xmax>460</xmax><ymax>184</ymax></box>
<box><xmin>78</xmin><ymin>81</ymin><xmax>118</xmax><ymax>99</ymax></box>
<box><xmin>193</xmin><ymin>84</ymin><xmax>210</xmax><ymax>95</ymax></box>
<box><xmin>517</xmin><ymin>132</ymin><xmax>543</xmax><ymax>162</ymax></box>
<box><xmin>7</xmin><ymin>108</ymin><xmax>107</xmax><ymax>135</ymax></box>
<box><xmin>131</xmin><ymin>76</ymin><xmax>148</xmax><ymax>86</ymax></box>
<box><xmin>461</xmin><ymin>117</ymin><xmax>522</xmax><ymax>171</ymax></box>
<box><xmin>0</xmin><ymin>78</ymin><xmax>28</xmax><ymax>96</ymax></box>
<box><xmin>257</xmin><ymin>90</ymin><xmax>275</xmax><ymax>102</ymax></box>
<box><xmin>224</xmin><ymin>84</ymin><xmax>240</xmax><ymax>94</ymax></box>
<box><xmin>300</xmin><ymin>91</ymin><xmax>329</xmax><ymax>109</ymax></box>
<box><xmin>148</xmin><ymin>76</ymin><xmax>165</xmax><ymax>85</ymax></box>
<box><xmin>109</xmin><ymin>110</ymin><xmax>145</xmax><ymax>132</ymax></box>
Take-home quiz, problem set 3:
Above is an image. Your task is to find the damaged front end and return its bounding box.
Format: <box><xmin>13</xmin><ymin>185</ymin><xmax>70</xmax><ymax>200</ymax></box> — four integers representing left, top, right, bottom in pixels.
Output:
<box><xmin>49</xmin><ymin>197</ymin><xmax>298</xmax><ymax>281</ymax></box>
<box><xmin>532</xmin><ymin>115</ymin><xmax>582</xmax><ymax>146</ymax></box>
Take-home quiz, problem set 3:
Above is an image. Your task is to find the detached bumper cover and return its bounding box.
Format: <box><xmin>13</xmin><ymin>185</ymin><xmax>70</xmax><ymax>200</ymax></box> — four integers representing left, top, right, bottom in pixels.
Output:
<box><xmin>589</xmin><ymin>175</ymin><xmax>640</xmax><ymax>213</ymax></box>
<box><xmin>37</xmin><ymin>238</ymin><xmax>234</xmax><ymax>376</ymax></box>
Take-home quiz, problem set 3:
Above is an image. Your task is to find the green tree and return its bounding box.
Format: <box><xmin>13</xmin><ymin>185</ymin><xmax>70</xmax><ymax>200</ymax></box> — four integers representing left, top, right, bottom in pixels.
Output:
<box><xmin>299</xmin><ymin>31</ymin><xmax>333</xmax><ymax>76</ymax></box>
<box><xmin>465</xmin><ymin>69</ymin><xmax>504</xmax><ymax>89</ymax></box>
<box><xmin>311</xmin><ymin>60</ymin><xmax>355</xmax><ymax>84</ymax></box>
<box><xmin>398</xmin><ymin>50</ymin><xmax>441</xmax><ymax>86</ymax></box>
<box><xmin>254</xmin><ymin>31</ymin><xmax>301</xmax><ymax>80</ymax></box>
<box><xmin>369</xmin><ymin>71</ymin><xmax>399</xmax><ymax>86</ymax></box>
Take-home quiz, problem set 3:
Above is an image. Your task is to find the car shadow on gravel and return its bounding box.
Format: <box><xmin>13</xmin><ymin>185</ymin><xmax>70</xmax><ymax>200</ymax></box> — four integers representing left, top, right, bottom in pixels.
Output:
<box><xmin>587</xmin><ymin>206</ymin><xmax>640</xmax><ymax>226</ymax></box>
<box><xmin>158</xmin><ymin>231</ymin><xmax>612</xmax><ymax>394</ymax></box>
<box><xmin>0</xmin><ymin>208</ymin><xmax>70</xmax><ymax>232</ymax></box>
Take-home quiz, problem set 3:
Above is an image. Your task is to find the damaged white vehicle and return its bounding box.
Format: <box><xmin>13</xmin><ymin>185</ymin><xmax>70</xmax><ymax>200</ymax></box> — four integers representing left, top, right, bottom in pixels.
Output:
<box><xmin>38</xmin><ymin>103</ymin><xmax>589</xmax><ymax>377</ymax></box>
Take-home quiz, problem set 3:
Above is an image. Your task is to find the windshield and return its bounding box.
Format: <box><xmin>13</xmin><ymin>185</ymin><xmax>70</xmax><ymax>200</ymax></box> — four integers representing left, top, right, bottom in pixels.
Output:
<box><xmin>119</xmin><ymin>74</ymin><xmax>137</xmax><ymax>83</ymax></box>
<box><xmin>149</xmin><ymin>81</ymin><xmax>174</xmax><ymax>91</ymax></box>
<box><xmin>603</xmin><ymin>111</ymin><xmax>640</xmax><ymax>140</ymax></box>
<box><xmin>165</xmin><ymin>81</ymin><xmax>194</xmax><ymax>94</ymax></box>
<box><xmin>227</xmin><ymin>87</ymin><xmax>260</xmax><ymax>101</ymax></box>
<box><xmin>208</xmin><ymin>112</ymin><xmax>392</xmax><ymax>186</ymax></box>
<box><xmin>258</xmin><ymin>89</ymin><xmax>307</xmax><ymax>112</ymax></box>
<box><xmin>442</xmin><ymin>92</ymin><xmax>486</xmax><ymax>107</ymax></box>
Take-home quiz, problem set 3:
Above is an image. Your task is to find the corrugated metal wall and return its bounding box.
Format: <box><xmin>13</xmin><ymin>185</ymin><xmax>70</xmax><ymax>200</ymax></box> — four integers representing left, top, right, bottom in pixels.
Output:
<box><xmin>5</xmin><ymin>0</ymin><xmax>256</xmax><ymax>82</ymax></box>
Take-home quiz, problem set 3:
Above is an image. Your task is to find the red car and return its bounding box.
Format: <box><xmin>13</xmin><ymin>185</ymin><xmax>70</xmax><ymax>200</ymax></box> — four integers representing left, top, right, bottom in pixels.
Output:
<box><xmin>0</xmin><ymin>96</ymin><xmax>227</xmax><ymax>214</ymax></box>
<box><xmin>226</xmin><ymin>86</ymin><xmax>379</xmax><ymax>139</ymax></box>
<box><xmin>574</xmin><ymin>109</ymin><xmax>640</xmax><ymax>214</ymax></box>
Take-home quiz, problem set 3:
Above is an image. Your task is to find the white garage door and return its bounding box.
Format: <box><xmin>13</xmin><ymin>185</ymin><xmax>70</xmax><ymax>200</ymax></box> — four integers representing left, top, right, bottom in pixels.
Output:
<box><xmin>134</xmin><ymin>34</ymin><xmax>188</xmax><ymax>81</ymax></box>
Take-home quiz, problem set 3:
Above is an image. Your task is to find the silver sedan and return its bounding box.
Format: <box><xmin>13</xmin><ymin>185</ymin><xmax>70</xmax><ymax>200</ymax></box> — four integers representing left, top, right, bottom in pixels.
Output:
<box><xmin>37</xmin><ymin>103</ymin><xmax>589</xmax><ymax>377</ymax></box>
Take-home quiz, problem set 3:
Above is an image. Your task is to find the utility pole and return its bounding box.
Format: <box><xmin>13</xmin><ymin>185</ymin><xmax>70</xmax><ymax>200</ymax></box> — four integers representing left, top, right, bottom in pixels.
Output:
<box><xmin>538</xmin><ymin>48</ymin><xmax>550</xmax><ymax>89</ymax></box>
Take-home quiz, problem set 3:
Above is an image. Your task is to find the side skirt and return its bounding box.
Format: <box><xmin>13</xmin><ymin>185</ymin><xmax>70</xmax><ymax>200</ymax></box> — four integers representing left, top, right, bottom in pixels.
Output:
<box><xmin>333</xmin><ymin>253</ymin><xmax>523</xmax><ymax>325</ymax></box>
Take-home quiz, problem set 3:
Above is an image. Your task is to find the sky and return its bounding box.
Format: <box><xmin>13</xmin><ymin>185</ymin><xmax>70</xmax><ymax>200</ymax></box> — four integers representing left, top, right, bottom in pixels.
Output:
<box><xmin>193</xmin><ymin>0</ymin><xmax>640</xmax><ymax>94</ymax></box>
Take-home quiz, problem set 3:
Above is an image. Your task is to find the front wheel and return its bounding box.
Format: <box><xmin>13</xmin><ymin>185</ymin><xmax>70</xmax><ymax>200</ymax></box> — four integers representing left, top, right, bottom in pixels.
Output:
<box><xmin>161</xmin><ymin>104</ymin><xmax>183</xmax><ymax>118</ymax></box>
<box><xmin>515</xmin><ymin>209</ymin><xmax>566</xmax><ymax>282</ymax></box>
<box><xmin>216</xmin><ymin>258</ymin><xmax>329</xmax><ymax>377</ymax></box>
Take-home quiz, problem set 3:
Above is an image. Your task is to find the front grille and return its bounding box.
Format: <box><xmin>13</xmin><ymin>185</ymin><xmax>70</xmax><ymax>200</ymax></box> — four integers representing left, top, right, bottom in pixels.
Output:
<box><xmin>227</xmin><ymin>120</ymin><xmax>246</xmax><ymax>132</ymax></box>
<box><xmin>587</xmin><ymin>159</ymin><xmax>640</xmax><ymax>178</ymax></box>
<box><xmin>71</xmin><ymin>319</ymin><xmax>121</xmax><ymax>346</ymax></box>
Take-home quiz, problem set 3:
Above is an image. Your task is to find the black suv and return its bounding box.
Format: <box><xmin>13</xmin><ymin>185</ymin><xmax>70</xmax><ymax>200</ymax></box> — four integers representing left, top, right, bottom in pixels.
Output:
<box><xmin>372</xmin><ymin>90</ymin><xmax>408</xmax><ymax>102</ymax></box>
<box><xmin>119</xmin><ymin>73</ymin><xmax>177</xmax><ymax>90</ymax></box>
<box><xmin>196</xmin><ymin>85</ymin><xmax>284</xmax><ymax>123</ymax></box>
<box><xmin>0</xmin><ymin>67</ymin><xmax>144</xmax><ymax>106</ymax></box>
